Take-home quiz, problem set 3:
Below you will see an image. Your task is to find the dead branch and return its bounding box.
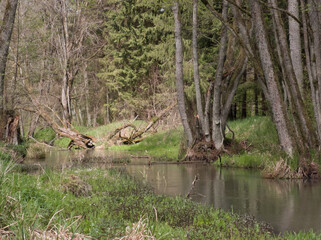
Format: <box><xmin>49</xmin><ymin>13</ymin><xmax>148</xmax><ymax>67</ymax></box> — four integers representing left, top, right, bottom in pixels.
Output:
<box><xmin>109</xmin><ymin>103</ymin><xmax>176</xmax><ymax>144</ymax></box>
<box><xmin>186</xmin><ymin>174</ymin><xmax>199</xmax><ymax>198</ymax></box>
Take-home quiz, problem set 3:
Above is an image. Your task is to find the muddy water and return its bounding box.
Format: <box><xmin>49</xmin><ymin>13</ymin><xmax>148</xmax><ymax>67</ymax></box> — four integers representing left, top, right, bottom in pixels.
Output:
<box><xmin>24</xmin><ymin>150</ymin><xmax>321</xmax><ymax>233</ymax></box>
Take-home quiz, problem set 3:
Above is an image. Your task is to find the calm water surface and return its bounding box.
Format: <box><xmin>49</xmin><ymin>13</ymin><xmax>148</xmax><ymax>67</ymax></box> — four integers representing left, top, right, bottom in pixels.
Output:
<box><xmin>24</xmin><ymin>150</ymin><xmax>321</xmax><ymax>233</ymax></box>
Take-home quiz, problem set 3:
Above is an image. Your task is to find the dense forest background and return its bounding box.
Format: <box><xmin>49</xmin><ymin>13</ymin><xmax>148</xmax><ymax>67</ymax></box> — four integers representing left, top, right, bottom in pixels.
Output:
<box><xmin>1</xmin><ymin>0</ymin><xmax>321</xmax><ymax>167</ymax></box>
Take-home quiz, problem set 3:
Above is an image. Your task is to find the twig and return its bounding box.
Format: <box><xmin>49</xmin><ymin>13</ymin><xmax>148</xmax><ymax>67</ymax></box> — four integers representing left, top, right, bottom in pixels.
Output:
<box><xmin>226</xmin><ymin>123</ymin><xmax>235</xmax><ymax>140</ymax></box>
<box><xmin>186</xmin><ymin>174</ymin><xmax>199</xmax><ymax>198</ymax></box>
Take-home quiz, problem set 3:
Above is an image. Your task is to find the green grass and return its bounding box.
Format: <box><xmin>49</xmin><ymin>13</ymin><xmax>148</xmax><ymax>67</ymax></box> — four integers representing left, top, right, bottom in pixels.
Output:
<box><xmin>217</xmin><ymin>116</ymin><xmax>284</xmax><ymax>168</ymax></box>
<box><xmin>1</xmin><ymin>156</ymin><xmax>320</xmax><ymax>239</ymax></box>
<box><xmin>108</xmin><ymin>127</ymin><xmax>183</xmax><ymax>160</ymax></box>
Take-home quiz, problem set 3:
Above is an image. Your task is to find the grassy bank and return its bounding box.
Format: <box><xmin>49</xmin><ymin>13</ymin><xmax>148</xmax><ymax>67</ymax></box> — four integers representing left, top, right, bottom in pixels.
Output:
<box><xmin>1</xmin><ymin>158</ymin><xmax>321</xmax><ymax>239</ymax></box>
<box><xmin>216</xmin><ymin>116</ymin><xmax>284</xmax><ymax>169</ymax></box>
<box><xmin>31</xmin><ymin>116</ymin><xmax>286</xmax><ymax>167</ymax></box>
<box><xmin>32</xmin><ymin>121</ymin><xmax>183</xmax><ymax>160</ymax></box>
<box><xmin>0</xmin><ymin>160</ymin><xmax>269</xmax><ymax>239</ymax></box>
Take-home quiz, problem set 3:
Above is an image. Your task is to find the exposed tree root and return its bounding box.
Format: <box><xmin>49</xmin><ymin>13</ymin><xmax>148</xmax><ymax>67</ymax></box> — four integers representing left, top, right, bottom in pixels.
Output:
<box><xmin>183</xmin><ymin>138</ymin><xmax>246</xmax><ymax>162</ymax></box>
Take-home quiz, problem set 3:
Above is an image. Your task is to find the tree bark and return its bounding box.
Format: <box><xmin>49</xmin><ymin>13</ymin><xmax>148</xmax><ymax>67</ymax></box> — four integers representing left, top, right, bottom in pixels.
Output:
<box><xmin>204</xmin><ymin>81</ymin><xmax>213</xmax><ymax>142</ymax></box>
<box><xmin>173</xmin><ymin>1</ymin><xmax>193</xmax><ymax>147</ymax></box>
<box><xmin>300</xmin><ymin>0</ymin><xmax>321</xmax><ymax>144</ymax></box>
<box><xmin>192</xmin><ymin>0</ymin><xmax>205</xmax><ymax>136</ymax></box>
<box><xmin>288</xmin><ymin>0</ymin><xmax>303</xmax><ymax>95</ymax></box>
<box><xmin>250</xmin><ymin>0</ymin><xmax>294</xmax><ymax>156</ymax></box>
<box><xmin>212</xmin><ymin>0</ymin><xmax>228</xmax><ymax>150</ymax></box>
<box><xmin>0</xmin><ymin>0</ymin><xmax>19</xmax><ymax>114</ymax></box>
<box><xmin>269</xmin><ymin>0</ymin><xmax>315</xmax><ymax>148</ymax></box>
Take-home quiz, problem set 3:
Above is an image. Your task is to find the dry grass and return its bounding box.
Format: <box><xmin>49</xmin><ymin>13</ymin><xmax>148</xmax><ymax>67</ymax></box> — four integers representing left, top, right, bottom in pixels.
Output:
<box><xmin>263</xmin><ymin>158</ymin><xmax>321</xmax><ymax>179</ymax></box>
<box><xmin>62</xmin><ymin>174</ymin><xmax>92</xmax><ymax>197</ymax></box>
<box><xmin>116</xmin><ymin>218</ymin><xmax>156</xmax><ymax>240</ymax></box>
<box><xmin>0</xmin><ymin>228</ymin><xmax>15</xmax><ymax>239</ymax></box>
<box><xmin>29</xmin><ymin>228</ymin><xmax>91</xmax><ymax>240</ymax></box>
<box><xmin>26</xmin><ymin>143</ymin><xmax>50</xmax><ymax>159</ymax></box>
<box><xmin>262</xmin><ymin>159</ymin><xmax>296</xmax><ymax>179</ymax></box>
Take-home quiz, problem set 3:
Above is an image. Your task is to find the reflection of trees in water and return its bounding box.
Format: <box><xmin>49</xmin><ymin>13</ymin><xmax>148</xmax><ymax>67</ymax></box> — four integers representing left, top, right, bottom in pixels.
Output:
<box><xmin>125</xmin><ymin>164</ymin><xmax>321</xmax><ymax>233</ymax></box>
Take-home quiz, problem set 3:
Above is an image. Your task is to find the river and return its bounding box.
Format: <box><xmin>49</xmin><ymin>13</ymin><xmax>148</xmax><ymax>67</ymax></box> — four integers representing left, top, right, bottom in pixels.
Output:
<box><xmin>23</xmin><ymin>150</ymin><xmax>321</xmax><ymax>233</ymax></box>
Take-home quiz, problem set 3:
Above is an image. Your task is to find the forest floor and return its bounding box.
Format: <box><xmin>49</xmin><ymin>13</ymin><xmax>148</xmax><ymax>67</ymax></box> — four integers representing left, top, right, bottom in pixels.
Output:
<box><xmin>0</xmin><ymin>159</ymin><xmax>320</xmax><ymax>239</ymax></box>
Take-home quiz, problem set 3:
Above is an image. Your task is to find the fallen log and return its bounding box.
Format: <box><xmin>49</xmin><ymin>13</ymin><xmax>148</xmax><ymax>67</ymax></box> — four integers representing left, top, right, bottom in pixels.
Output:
<box><xmin>109</xmin><ymin>103</ymin><xmax>176</xmax><ymax>145</ymax></box>
<box><xmin>21</xmin><ymin>106</ymin><xmax>95</xmax><ymax>149</ymax></box>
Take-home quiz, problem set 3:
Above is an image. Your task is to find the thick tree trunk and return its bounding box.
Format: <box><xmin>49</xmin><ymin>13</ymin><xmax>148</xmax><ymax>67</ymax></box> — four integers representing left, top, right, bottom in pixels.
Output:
<box><xmin>212</xmin><ymin>0</ymin><xmax>228</xmax><ymax>150</ymax></box>
<box><xmin>269</xmin><ymin>0</ymin><xmax>315</xmax><ymax>149</ymax></box>
<box><xmin>0</xmin><ymin>0</ymin><xmax>19</xmax><ymax>114</ymax></box>
<box><xmin>6</xmin><ymin>115</ymin><xmax>20</xmax><ymax>145</ymax></box>
<box><xmin>173</xmin><ymin>1</ymin><xmax>193</xmax><ymax>147</ymax></box>
<box><xmin>288</xmin><ymin>0</ymin><xmax>303</xmax><ymax>95</ymax></box>
<box><xmin>307</xmin><ymin>0</ymin><xmax>321</xmax><ymax>140</ymax></box>
<box><xmin>300</xmin><ymin>0</ymin><xmax>321</xmax><ymax>144</ymax></box>
<box><xmin>192</xmin><ymin>0</ymin><xmax>204</xmax><ymax>136</ymax></box>
<box><xmin>250</xmin><ymin>0</ymin><xmax>294</xmax><ymax>156</ymax></box>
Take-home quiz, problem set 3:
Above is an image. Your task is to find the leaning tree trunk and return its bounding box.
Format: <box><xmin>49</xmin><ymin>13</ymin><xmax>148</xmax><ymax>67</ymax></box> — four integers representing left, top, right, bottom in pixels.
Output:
<box><xmin>250</xmin><ymin>0</ymin><xmax>294</xmax><ymax>157</ymax></box>
<box><xmin>269</xmin><ymin>0</ymin><xmax>315</xmax><ymax>149</ymax></box>
<box><xmin>212</xmin><ymin>0</ymin><xmax>228</xmax><ymax>150</ymax></box>
<box><xmin>0</xmin><ymin>0</ymin><xmax>19</xmax><ymax>114</ymax></box>
<box><xmin>173</xmin><ymin>1</ymin><xmax>193</xmax><ymax>147</ymax></box>
<box><xmin>300</xmin><ymin>0</ymin><xmax>321</xmax><ymax>144</ymax></box>
<box><xmin>192</xmin><ymin>0</ymin><xmax>205</xmax><ymax>137</ymax></box>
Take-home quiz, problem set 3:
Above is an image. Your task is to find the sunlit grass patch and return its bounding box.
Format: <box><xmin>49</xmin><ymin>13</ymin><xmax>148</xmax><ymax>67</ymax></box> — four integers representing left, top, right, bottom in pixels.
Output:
<box><xmin>108</xmin><ymin>127</ymin><xmax>183</xmax><ymax>160</ymax></box>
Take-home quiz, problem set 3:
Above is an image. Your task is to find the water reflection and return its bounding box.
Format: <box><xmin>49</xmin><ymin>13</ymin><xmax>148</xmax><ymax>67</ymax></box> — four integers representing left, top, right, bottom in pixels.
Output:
<box><xmin>24</xmin><ymin>151</ymin><xmax>321</xmax><ymax>233</ymax></box>
<box><xmin>126</xmin><ymin>164</ymin><xmax>321</xmax><ymax>233</ymax></box>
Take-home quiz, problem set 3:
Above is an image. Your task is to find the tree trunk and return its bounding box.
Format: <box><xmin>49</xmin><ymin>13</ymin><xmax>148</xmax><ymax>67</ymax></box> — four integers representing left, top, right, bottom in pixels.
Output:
<box><xmin>241</xmin><ymin>70</ymin><xmax>247</xmax><ymax>119</ymax></box>
<box><xmin>204</xmin><ymin>81</ymin><xmax>213</xmax><ymax>142</ymax></box>
<box><xmin>221</xmin><ymin>56</ymin><xmax>248</xmax><ymax>131</ymax></box>
<box><xmin>269</xmin><ymin>0</ymin><xmax>315</xmax><ymax>149</ymax></box>
<box><xmin>300</xmin><ymin>0</ymin><xmax>321</xmax><ymax>144</ymax></box>
<box><xmin>192</xmin><ymin>0</ymin><xmax>204</xmax><ymax>136</ymax></box>
<box><xmin>307</xmin><ymin>0</ymin><xmax>321</xmax><ymax>143</ymax></box>
<box><xmin>250</xmin><ymin>0</ymin><xmax>294</xmax><ymax>156</ymax></box>
<box><xmin>173</xmin><ymin>1</ymin><xmax>193</xmax><ymax>147</ymax></box>
<box><xmin>212</xmin><ymin>0</ymin><xmax>228</xmax><ymax>150</ymax></box>
<box><xmin>0</xmin><ymin>0</ymin><xmax>19</xmax><ymax>114</ymax></box>
<box><xmin>288</xmin><ymin>0</ymin><xmax>303</xmax><ymax>95</ymax></box>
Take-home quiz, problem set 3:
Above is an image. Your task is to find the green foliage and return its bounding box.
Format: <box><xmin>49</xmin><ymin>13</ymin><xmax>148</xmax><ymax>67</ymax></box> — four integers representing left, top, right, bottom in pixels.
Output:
<box><xmin>226</xmin><ymin>116</ymin><xmax>280</xmax><ymax>152</ymax></box>
<box><xmin>98</xmin><ymin>0</ymin><xmax>175</xmax><ymax>119</ymax></box>
<box><xmin>1</xmin><ymin>163</ymin><xmax>320</xmax><ymax>239</ymax></box>
<box><xmin>0</xmin><ymin>167</ymin><xmax>273</xmax><ymax>239</ymax></box>
<box><xmin>33</xmin><ymin>128</ymin><xmax>56</xmax><ymax>143</ymax></box>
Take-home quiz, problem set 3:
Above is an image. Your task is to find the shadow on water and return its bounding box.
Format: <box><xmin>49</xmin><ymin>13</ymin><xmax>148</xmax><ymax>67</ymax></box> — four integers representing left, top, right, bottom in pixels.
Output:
<box><xmin>23</xmin><ymin>150</ymin><xmax>321</xmax><ymax>233</ymax></box>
